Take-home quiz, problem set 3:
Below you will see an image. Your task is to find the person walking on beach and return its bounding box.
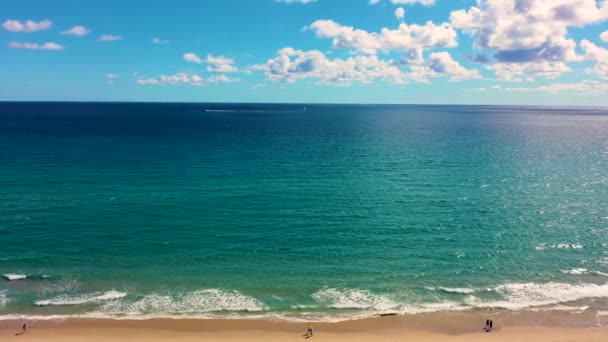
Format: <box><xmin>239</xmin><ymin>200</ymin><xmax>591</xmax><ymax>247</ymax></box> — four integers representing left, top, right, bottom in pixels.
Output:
<box><xmin>15</xmin><ymin>323</ymin><xmax>26</xmax><ymax>336</ymax></box>
<box><xmin>483</xmin><ymin>319</ymin><xmax>493</xmax><ymax>332</ymax></box>
<box><xmin>303</xmin><ymin>323</ymin><xmax>314</xmax><ymax>338</ymax></box>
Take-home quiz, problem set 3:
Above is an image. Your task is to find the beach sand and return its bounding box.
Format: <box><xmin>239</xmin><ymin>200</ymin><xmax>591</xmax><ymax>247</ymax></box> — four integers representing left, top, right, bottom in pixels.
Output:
<box><xmin>2</xmin><ymin>312</ymin><xmax>608</xmax><ymax>342</ymax></box>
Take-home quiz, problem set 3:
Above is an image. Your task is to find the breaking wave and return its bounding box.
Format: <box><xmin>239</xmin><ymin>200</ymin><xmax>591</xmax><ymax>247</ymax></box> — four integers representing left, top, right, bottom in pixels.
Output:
<box><xmin>312</xmin><ymin>288</ymin><xmax>398</xmax><ymax>311</ymax></box>
<box><xmin>100</xmin><ymin>289</ymin><xmax>265</xmax><ymax>315</ymax></box>
<box><xmin>35</xmin><ymin>291</ymin><xmax>127</xmax><ymax>306</ymax></box>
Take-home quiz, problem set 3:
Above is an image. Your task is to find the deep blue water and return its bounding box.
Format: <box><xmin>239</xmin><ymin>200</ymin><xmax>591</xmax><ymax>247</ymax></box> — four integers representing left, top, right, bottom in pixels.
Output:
<box><xmin>1</xmin><ymin>102</ymin><xmax>608</xmax><ymax>320</ymax></box>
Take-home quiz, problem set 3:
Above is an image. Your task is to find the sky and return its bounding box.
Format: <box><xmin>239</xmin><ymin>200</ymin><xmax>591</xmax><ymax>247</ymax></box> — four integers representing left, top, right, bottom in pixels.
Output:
<box><xmin>1</xmin><ymin>0</ymin><xmax>607</xmax><ymax>105</ymax></box>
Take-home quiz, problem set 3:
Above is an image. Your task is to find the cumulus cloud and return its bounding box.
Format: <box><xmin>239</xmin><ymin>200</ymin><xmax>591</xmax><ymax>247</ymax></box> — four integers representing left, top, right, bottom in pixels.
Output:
<box><xmin>308</xmin><ymin>19</ymin><xmax>457</xmax><ymax>54</ymax></box>
<box><xmin>581</xmin><ymin>39</ymin><xmax>608</xmax><ymax>79</ymax></box>
<box><xmin>106</xmin><ymin>73</ymin><xmax>120</xmax><ymax>78</ymax></box>
<box><xmin>98</xmin><ymin>34</ymin><xmax>122</xmax><ymax>42</ymax></box>
<box><xmin>251</xmin><ymin>47</ymin><xmax>405</xmax><ymax>85</ymax></box>
<box><xmin>183</xmin><ymin>52</ymin><xmax>203</xmax><ymax>63</ymax></box>
<box><xmin>450</xmin><ymin>0</ymin><xmax>606</xmax><ymax>62</ymax></box>
<box><xmin>207</xmin><ymin>74</ymin><xmax>240</xmax><ymax>83</ymax></box>
<box><xmin>61</xmin><ymin>25</ymin><xmax>90</xmax><ymax>36</ymax></box>
<box><xmin>503</xmin><ymin>81</ymin><xmax>608</xmax><ymax>94</ymax></box>
<box><xmin>136</xmin><ymin>72</ymin><xmax>204</xmax><ymax>86</ymax></box>
<box><xmin>395</xmin><ymin>7</ymin><xmax>405</xmax><ymax>20</ymax></box>
<box><xmin>251</xmin><ymin>47</ymin><xmax>478</xmax><ymax>85</ymax></box>
<box><xmin>450</xmin><ymin>0</ymin><xmax>607</xmax><ymax>79</ymax></box>
<box><xmin>370</xmin><ymin>0</ymin><xmax>435</xmax><ymax>5</ymax></box>
<box><xmin>183</xmin><ymin>53</ymin><xmax>238</xmax><ymax>72</ymax></box>
<box><xmin>425</xmin><ymin>52</ymin><xmax>481</xmax><ymax>81</ymax></box>
<box><xmin>601</xmin><ymin>30</ymin><xmax>608</xmax><ymax>42</ymax></box>
<box><xmin>151</xmin><ymin>38</ymin><xmax>169</xmax><ymax>44</ymax></box>
<box><xmin>204</xmin><ymin>54</ymin><xmax>238</xmax><ymax>73</ymax></box>
<box><xmin>8</xmin><ymin>41</ymin><xmax>64</xmax><ymax>50</ymax></box>
<box><xmin>391</xmin><ymin>0</ymin><xmax>435</xmax><ymax>5</ymax></box>
<box><xmin>487</xmin><ymin>61</ymin><xmax>570</xmax><ymax>81</ymax></box>
<box><xmin>2</xmin><ymin>19</ymin><xmax>52</xmax><ymax>32</ymax></box>
<box><xmin>274</xmin><ymin>0</ymin><xmax>317</xmax><ymax>3</ymax></box>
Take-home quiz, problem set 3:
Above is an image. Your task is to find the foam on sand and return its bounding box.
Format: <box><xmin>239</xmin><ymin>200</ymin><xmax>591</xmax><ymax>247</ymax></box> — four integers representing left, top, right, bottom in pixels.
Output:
<box><xmin>312</xmin><ymin>288</ymin><xmax>398</xmax><ymax>311</ymax></box>
<box><xmin>3</xmin><ymin>274</ymin><xmax>27</xmax><ymax>281</ymax></box>
<box><xmin>35</xmin><ymin>290</ymin><xmax>127</xmax><ymax>306</ymax></box>
<box><xmin>101</xmin><ymin>289</ymin><xmax>266</xmax><ymax>315</ymax></box>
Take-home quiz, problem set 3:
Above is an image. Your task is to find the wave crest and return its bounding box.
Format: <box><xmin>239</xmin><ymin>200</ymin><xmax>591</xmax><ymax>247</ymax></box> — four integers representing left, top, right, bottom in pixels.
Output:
<box><xmin>35</xmin><ymin>290</ymin><xmax>127</xmax><ymax>306</ymax></box>
<box><xmin>101</xmin><ymin>289</ymin><xmax>265</xmax><ymax>315</ymax></box>
<box><xmin>312</xmin><ymin>288</ymin><xmax>398</xmax><ymax>311</ymax></box>
<box><xmin>3</xmin><ymin>274</ymin><xmax>27</xmax><ymax>281</ymax></box>
<box><xmin>466</xmin><ymin>282</ymin><xmax>608</xmax><ymax>310</ymax></box>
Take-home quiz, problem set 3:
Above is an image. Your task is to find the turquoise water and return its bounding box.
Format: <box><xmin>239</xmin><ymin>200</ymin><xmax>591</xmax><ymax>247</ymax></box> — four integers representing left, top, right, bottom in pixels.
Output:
<box><xmin>1</xmin><ymin>102</ymin><xmax>608</xmax><ymax>320</ymax></box>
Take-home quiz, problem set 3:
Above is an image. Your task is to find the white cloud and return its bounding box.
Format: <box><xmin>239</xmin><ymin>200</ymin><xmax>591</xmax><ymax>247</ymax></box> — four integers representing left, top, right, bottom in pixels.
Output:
<box><xmin>487</xmin><ymin>61</ymin><xmax>571</xmax><ymax>81</ymax></box>
<box><xmin>390</xmin><ymin>0</ymin><xmax>435</xmax><ymax>5</ymax></box>
<box><xmin>252</xmin><ymin>47</ymin><xmax>405</xmax><ymax>85</ymax></box>
<box><xmin>370</xmin><ymin>0</ymin><xmax>435</xmax><ymax>5</ymax></box>
<box><xmin>151</xmin><ymin>38</ymin><xmax>169</xmax><ymax>44</ymax></box>
<box><xmin>106</xmin><ymin>73</ymin><xmax>120</xmax><ymax>78</ymax></box>
<box><xmin>204</xmin><ymin>54</ymin><xmax>238</xmax><ymax>73</ymax></box>
<box><xmin>183</xmin><ymin>52</ymin><xmax>203</xmax><ymax>64</ymax></box>
<box><xmin>137</xmin><ymin>72</ymin><xmax>204</xmax><ymax>86</ymax></box>
<box><xmin>98</xmin><ymin>34</ymin><xmax>122</xmax><ymax>42</ymax></box>
<box><xmin>274</xmin><ymin>0</ymin><xmax>317</xmax><ymax>3</ymax></box>
<box><xmin>601</xmin><ymin>30</ymin><xmax>608</xmax><ymax>42</ymax></box>
<box><xmin>503</xmin><ymin>81</ymin><xmax>608</xmax><ymax>94</ymax></box>
<box><xmin>183</xmin><ymin>53</ymin><xmax>238</xmax><ymax>72</ymax></box>
<box><xmin>308</xmin><ymin>19</ymin><xmax>457</xmax><ymax>54</ymax></box>
<box><xmin>207</xmin><ymin>74</ymin><xmax>240</xmax><ymax>83</ymax></box>
<box><xmin>581</xmin><ymin>39</ymin><xmax>608</xmax><ymax>79</ymax></box>
<box><xmin>395</xmin><ymin>7</ymin><xmax>405</xmax><ymax>20</ymax></box>
<box><xmin>8</xmin><ymin>41</ymin><xmax>64</xmax><ymax>50</ymax></box>
<box><xmin>449</xmin><ymin>0</ymin><xmax>607</xmax><ymax>80</ymax></box>
<box><xmin>450</xmin><ymin>0</ymin><xmax>606</xmax><ymax>63</ymax></box>
<box><xmin>425</xmin><ymin>52</ymin><xmax>481</xmax><ymax>81</ymax></box>
<box><xmin>61</xmin><ymin>25</ymin><xmax>90</xmax><ymax>36</ymax></box>
<box><xmin>2</xmin><ymin>19</ymin><xmax>52</xmax><ymax>32</ymax></box>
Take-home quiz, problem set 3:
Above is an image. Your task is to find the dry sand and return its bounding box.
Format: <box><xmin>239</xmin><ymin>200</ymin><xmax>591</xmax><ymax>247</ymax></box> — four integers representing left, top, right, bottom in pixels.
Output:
<box><xmin>2</xmin><ymin>312</ymin><xmax>608</xmax><ymax>342</ymax></box>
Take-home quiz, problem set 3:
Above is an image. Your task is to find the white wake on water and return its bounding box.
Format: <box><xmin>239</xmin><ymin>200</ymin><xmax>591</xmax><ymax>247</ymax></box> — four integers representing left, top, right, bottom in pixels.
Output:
<box><xmin>35</xmin><ymin>290</ymin><xmax>127</xmax><ymax>306</ymax></box>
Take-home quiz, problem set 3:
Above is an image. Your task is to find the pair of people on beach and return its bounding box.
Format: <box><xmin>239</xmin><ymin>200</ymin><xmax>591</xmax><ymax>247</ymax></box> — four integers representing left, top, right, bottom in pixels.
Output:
<box><xmin>303</xmin><ymin>323</ymin><xmax>314</xmax><ymax>338</ymax></box>
<box><xmin>483</xmin><ymin>319</ymin><xmax>493</xmax><ymax>332</ymax></box>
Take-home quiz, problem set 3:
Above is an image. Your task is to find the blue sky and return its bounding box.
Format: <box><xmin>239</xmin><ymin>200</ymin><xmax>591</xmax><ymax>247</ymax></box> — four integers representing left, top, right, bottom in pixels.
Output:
<box><xmin>1</xmin><ymin>0</ymin><xmax>607</xmax><ymax>105</ymax></box>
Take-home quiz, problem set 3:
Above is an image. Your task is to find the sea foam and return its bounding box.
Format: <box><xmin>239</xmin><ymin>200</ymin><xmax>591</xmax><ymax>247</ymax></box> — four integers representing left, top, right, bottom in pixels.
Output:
<box><xmin>3</xmin><ymin>274</ymin><xmax>27</xmax><ymax>281</ymax></box>
<box><xmin>101</xmin><ymin>289</ymin><xmax>265</xmax><ymax>315</ymax></box>
<box><xmin>35</xmin><ymin>290</ymin><xmax>126</xmax><ymax>306</ymax></box>
<box><xmin>0</xmin><ymin>290</ymin><xmax>7</xmax><ymax>307</ymax></box>
<box><xmin>465</xmin><ymin>282</ymin><xmax>608</xmax><ymax>310</ymax></box>
<box><xmin>561</xmin><ymin>268</ymin><xmax>588</xmax><ymax>275</ymax></box>
<box><xmin>426</xmin><ymin>286</ymin><xmax>477</xmax><ymax>294</ymax></box>
<box><xmin>312</xmin><ymin>288</ymin><xmax>398</xmax><ymax>311</ymax></box>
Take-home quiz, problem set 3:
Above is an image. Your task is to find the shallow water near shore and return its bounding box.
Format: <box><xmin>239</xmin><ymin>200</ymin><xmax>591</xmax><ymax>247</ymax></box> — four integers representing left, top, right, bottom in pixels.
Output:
<box><xmin>1</xmin><ymin>102</ymin><xmax>608</xmax><ymax>321</ymax></box>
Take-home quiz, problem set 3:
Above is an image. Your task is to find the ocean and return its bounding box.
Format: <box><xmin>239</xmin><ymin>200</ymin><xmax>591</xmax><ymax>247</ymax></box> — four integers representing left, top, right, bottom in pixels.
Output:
<box><xmin>1</xmin><ymin>102</ymin><xmax>608</xmax><ymax>321</ymax></box>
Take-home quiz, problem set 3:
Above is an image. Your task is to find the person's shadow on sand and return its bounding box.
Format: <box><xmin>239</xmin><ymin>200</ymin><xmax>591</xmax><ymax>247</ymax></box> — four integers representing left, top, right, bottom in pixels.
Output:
<box><xmin>15</xmin><ymin>323</ymin><xmax>27</xmax><ymax>336</ymax></box>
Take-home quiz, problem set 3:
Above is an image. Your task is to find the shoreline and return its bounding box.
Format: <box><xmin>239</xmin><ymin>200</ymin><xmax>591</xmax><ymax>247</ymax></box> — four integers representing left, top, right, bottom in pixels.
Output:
<box><xmin>2</xmin><ymin>313</ymin><xmax>608</xmax><ymax>341</ymax></box>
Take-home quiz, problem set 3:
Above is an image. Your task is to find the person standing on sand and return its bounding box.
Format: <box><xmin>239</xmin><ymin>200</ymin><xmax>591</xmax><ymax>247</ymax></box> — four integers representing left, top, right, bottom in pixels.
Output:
<box><xmin>303</xmin><ymin>323</ymin><xmax>314</xmax><ymax>338</ymax></box>
<box><xmin>15</xmin><ymin>323</ymin><xmax>26</xmax><ymax>336</ymax></box>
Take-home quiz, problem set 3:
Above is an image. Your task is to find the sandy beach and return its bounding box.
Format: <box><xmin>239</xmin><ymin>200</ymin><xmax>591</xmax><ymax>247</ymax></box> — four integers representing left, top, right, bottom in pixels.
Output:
<box><xmin>2</xmin><ymin>312</ymin><xmax>608</xmax><ymax>342</ymax></box>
